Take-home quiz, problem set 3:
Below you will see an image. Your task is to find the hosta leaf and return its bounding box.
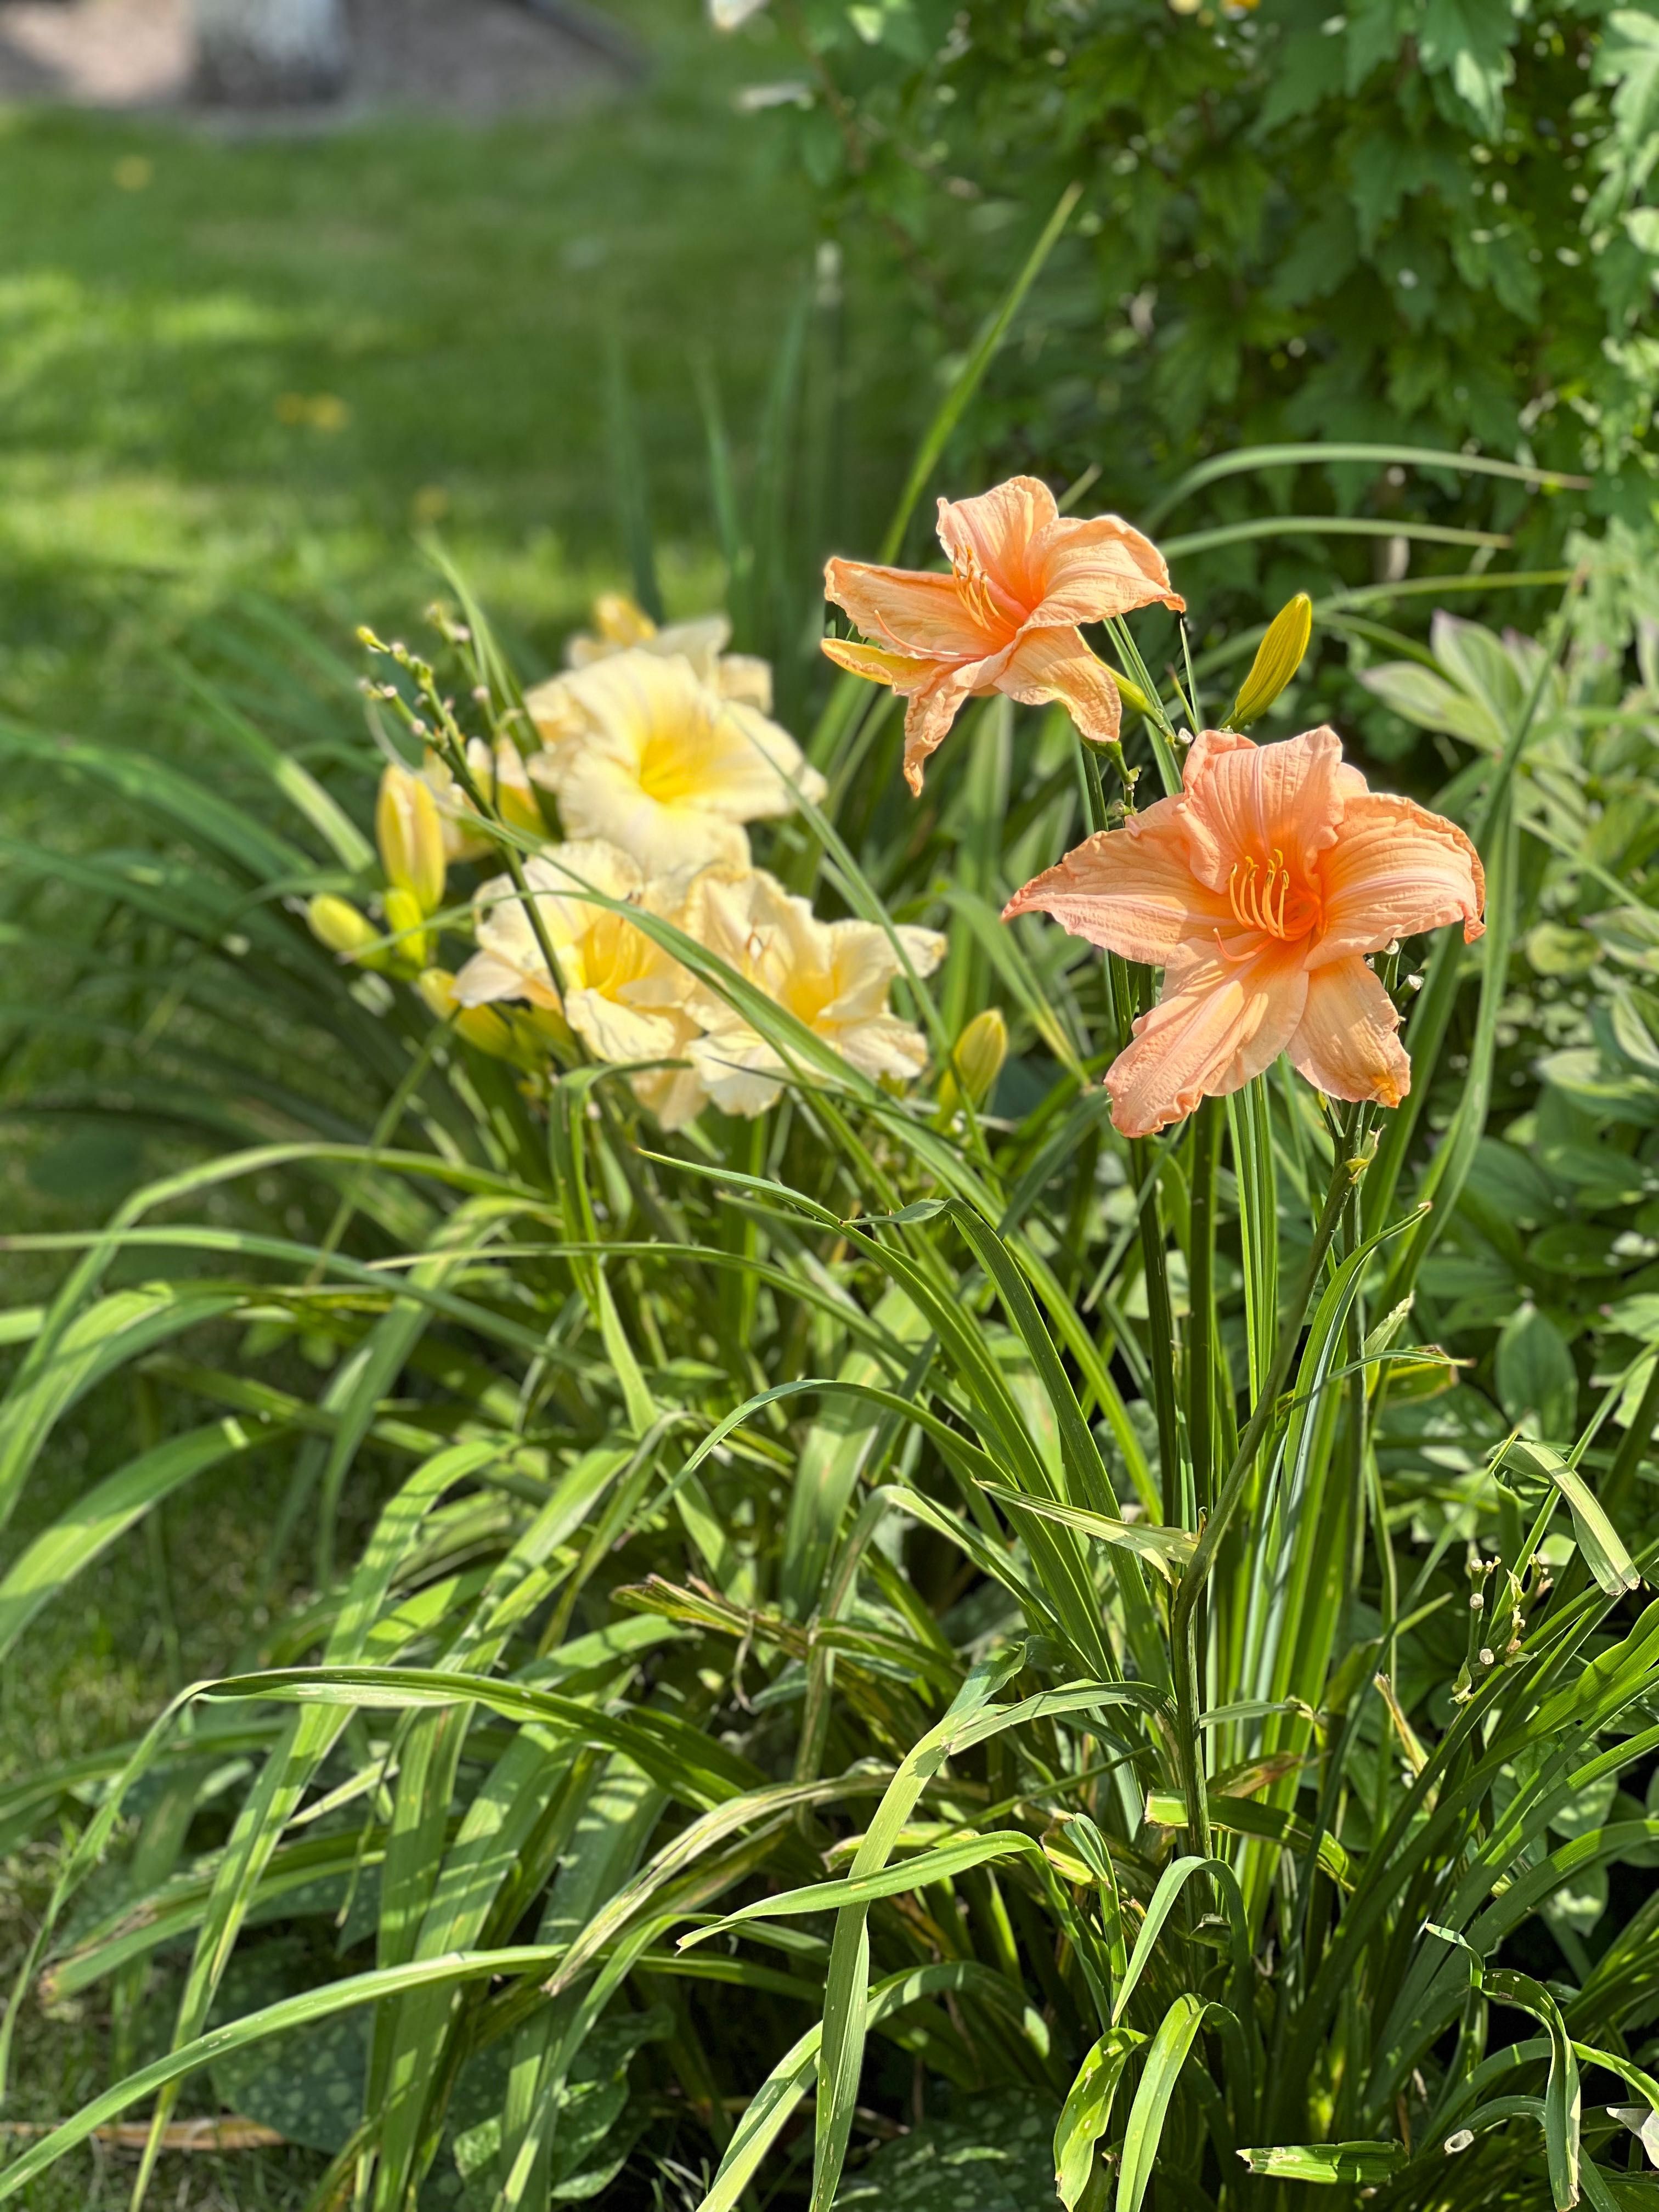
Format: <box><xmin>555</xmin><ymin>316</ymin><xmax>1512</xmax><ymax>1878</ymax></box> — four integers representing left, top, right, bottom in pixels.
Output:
<box><xmin>1542</xmin><ymin>1860</ymin><xmax>1609</xmax><ymax>1940</ymax></box>
<box><xmin>1359</xmin><ymin>661</ymin><xmax>1504</xmax><ymax>748</ymax></box>
<box><xmin>837</xmin><ymin>2090</ymin><xmax>1060</xmax><ymax>2212</ymax></box>
<box><xmin>1494</xmin><ymin>1304</ymin><xmax>1578</xmax><ymax>1444</ymax></box>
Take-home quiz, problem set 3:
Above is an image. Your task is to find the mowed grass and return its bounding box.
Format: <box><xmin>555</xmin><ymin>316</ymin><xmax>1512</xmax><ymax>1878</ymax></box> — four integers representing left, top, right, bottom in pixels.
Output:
<box><xmin>0</xmin><ymin>19</ymin><xmax>915</xmax><ymax>2202</ymax></box>
<box><xmin>0</xmin><ymin>3</ymin><xmax>913</xmax><ymax>738</ymax></box>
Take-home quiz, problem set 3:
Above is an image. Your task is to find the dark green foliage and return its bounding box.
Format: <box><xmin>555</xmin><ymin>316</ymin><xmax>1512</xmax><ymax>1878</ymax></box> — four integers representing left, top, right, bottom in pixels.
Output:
<box><xmin>836</xmin><ymin>2092</ymin><xmax>1061</xmax><ymax>2212</ymax></box>
<box><xmin>726</xmin><ymin>0</ymin><xmax>1659</xmax><ymax>602</ymax></box>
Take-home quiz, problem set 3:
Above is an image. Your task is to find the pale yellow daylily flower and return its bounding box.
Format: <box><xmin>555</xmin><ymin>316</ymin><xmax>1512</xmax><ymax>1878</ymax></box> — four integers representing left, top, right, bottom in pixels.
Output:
<box><xmin>419</xmin><ymin>740</ymin><xmax>542</xmax><ymax>862</ymax></box>
<box><xmin>682</xmin><ymin>867</ymin><xmax>945</xmax><ymax>1117</ymax></box>
<box><xmin>524</xmin><ymin>650</ymin><xmax>825</xmax><ymax>877</ymax></box>
<box><xmin>557</xmin><ymin>591</ymin><xmax>773</xmax><ymax>711</ymax></box>
<box><xmin>451</xmin><ymin>839</ymin><xmax>707</xmax><ymax>1129</ymax></box>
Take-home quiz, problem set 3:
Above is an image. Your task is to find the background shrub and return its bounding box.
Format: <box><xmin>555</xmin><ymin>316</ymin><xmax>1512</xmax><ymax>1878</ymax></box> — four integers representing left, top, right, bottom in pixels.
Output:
<box><xmin>725</xmin><ymin>0</ymin><xmax>1659</xmax><ymax>611</ymax></box>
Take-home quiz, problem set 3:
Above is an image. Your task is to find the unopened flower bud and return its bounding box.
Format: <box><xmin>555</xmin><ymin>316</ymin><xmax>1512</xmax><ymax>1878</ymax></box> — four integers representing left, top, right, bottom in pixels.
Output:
<box><xmin>1228</xmin><ymin>594</ymin><xmax>1313</xmax><ymax>727</ymax></box>
<box><xmin>592</xmin><ymin>591</ymin><xmax>657</xmax><ymax>647</ymax></box>
<box><xmin>416</xmin><ymin>967</ymin><xmax>459</xmax><ymax>1021</ymax></box>
<box><xmin>382</xmin><ymin>885</ymin><xmax>429</xmax><ymax>971</ymax></box>
<box><xmin>938</xmin><ymin>1007</ymin><xmax>1009</xmax><ymax>1118</ymax></box>
<box><xmin>1118</xmin><ymin>671</ymin><xmax>1154</xmax><ymax>717</ymax></box>
<box><xmin>376</xmin><ymin>763</ymin><xmax>447</xmax><ymax>916</ymax></box>
<box><xmin>417</xmin><ymin>966</ymin><xmax>515</xmax><ymax>1058</ymax></box>
<box><xmin>517</xmin><ymin>1001</ymin><xmax>578</xmax><ymax>1058</ymax></box>
<box><xmin>457</xmin><ymin>1004</ymin><xmax>523</xmax><ymax>1059</ymax></box>
<box><xmin>307</xmin><ymin>894</ymin><xmax>387</xmax><ymax>969</ymax></box>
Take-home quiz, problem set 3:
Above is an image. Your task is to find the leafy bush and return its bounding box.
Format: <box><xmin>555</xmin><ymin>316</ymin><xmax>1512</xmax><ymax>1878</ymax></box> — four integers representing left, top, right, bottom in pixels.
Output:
<box><xmin>3</xmin><ymin>305</ymin><xmax>1659</xmax><ymax>2212</ymax></box>
<box><xmin>715</xmin><ymin>0</ymin><xmax>1659</xmax><ymax>613</ymax></box>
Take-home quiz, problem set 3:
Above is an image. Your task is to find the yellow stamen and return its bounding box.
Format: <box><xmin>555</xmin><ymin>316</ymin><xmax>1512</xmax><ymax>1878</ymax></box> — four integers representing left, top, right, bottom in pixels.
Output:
<box><xmin>1228</xmin><ymin>848</ymin><xmax>1299</xmax><ymax>940</ymax></box>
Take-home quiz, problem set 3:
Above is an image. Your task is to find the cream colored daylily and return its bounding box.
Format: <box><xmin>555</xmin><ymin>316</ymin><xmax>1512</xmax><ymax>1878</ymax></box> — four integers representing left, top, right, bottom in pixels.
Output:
<box><xmin>452</xmin><ymin>839</ymin><xmax>706</xmax><ymax>1129</ymax></box>
<box><xmin>555</xmin><ymin>591</ymin><xmax>772</xmax><ymax>711</ymax></box>
<box><xmin>419</xmin><ymin>740</ymin><xmax>542</xmax><ymax>862</ymax></box>
<box><xmin>682</xmin><ymin>867</ymin><xmax>945</xmax><ymax>1117</ymax></box>
<box><xmin>524</xmin><ymin>649</ymin><xmax>825</xmax><ymax>876</ymax></box>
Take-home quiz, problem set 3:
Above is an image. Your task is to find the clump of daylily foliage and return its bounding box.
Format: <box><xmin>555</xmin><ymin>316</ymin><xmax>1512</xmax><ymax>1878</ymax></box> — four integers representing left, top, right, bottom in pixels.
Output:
<box><xmin>7</xmin><ymin>464</ymin><xmax>1659</xmax><ymax>2212</ymax></box>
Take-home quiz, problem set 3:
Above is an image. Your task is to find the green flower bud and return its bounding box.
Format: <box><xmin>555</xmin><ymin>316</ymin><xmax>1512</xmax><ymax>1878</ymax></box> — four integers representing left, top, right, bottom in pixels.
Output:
<box><xmin>382</xmin><ymin>885</ymin><xmax>429</xmax><ymax>972</ymax></box>
<box><xmin>1111</xmin><ymin>669</ymin><xmax>1154</xmax><ymax>718</ymax></box>
<box><xmin>376</xmin><ymin>762</ymin><xmax>447</xmax><ymax>916</ymax></box>
<box><xmin>938</xmin><ymin>1006</ymin><xmax>1008</xmax><ymax>1119</ymax></box>
<box><xmin>307</xmin><ymin>894</ymin><xmax>387</xmax><ymax>969</ymax></box>
<box><xmin>417</xmin><ymin>966</ymin><xmax>522</xmax><ymax>1059</ymax></box>
<box><xmin>1228</xmin><ymin>594</ymin><xmax>1313</xmax><ymax>727</ymax></box>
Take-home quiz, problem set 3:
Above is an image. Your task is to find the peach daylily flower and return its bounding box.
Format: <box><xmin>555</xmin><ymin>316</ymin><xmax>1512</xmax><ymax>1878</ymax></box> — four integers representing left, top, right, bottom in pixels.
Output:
<box><xmin>1002</xmin><ymin>726</ymin><xmax>1485</xmax><ymax>1139</ymax></box>
<box><xmin>822</xmin><ymin>475</ymin><xmax>1183</xmax><ymax>795</ymax></box>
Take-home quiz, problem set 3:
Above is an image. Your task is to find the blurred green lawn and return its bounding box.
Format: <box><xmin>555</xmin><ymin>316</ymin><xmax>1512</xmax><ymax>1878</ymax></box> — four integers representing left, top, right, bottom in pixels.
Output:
<box><xmin>0</xmin><ymin>18</ymin><xmax>912</xmax><ymax>2200</ymax></box>
<box><xmin>0</xmin><ymin>2</ymin><xmax>911</xmax><ymax>739</ymax></box>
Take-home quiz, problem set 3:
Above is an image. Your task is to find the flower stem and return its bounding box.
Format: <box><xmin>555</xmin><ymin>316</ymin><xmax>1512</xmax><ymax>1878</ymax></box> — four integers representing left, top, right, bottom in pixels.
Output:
<box><xmin>1133</xmin><ymin>1138</ymin><xmax>1183</xmax><ymax>1527</ymax></box>
<box><xmin>1187</xmin><ymin>1097</ymin><xmax>1222</xmax><ymax>1521</ymax></box>
<box><xmin>1170</xmin><ymin>1110</ymin><xmax>1365</xmax><ymax>1857</ymax></box>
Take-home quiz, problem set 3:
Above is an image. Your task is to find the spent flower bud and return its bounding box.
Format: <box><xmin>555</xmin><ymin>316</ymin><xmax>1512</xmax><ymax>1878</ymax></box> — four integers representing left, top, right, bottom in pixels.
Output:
<box><xmin>376</xmin><ymin>763</ymin><xmax>447</xmax><ymax>916</ymax></box>
<box><xmin>1228</xmin><ymin>594</ymin><xmax>1313</xmax><ymax>727</ymax></box>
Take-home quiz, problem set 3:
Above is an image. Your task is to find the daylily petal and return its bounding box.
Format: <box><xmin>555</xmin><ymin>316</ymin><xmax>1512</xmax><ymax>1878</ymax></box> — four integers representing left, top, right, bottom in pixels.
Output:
<box><xmin>821</xmin><ymin>636</ymin><xmax>939</xmax><ymax>691</ymax></box>
<box><xmin>823</xmin><ymin>556</ymin><xmax>1000</xmax><ymax>659</ymax></box>
<box><xmin>1104</xmin><ymin>940</ymin><xmax>1308</xmax><ymax>1139</ymax></box>
<box><xmin>1289</xmin><ymin>955</ymin><xmax>1411</xmax><ymax>1108</ymax></box>
<box><xmin>896</xmin><ymin>924</ymin><xmax>948</xmax><ymax>979</ymax></box>
<box><xmin>833</xmin><ymin>1013</ymin><xmax>932</xmax><ymax>1084</ymax></box>
<box><xmin>998</xmin><ymin>625</ymin><xmax>1124</xmax><ymax>744</ymax></box>
<box><xmin>1002</xmin><ymin>797</ymin><xmax>1228</xmax><ymax>967</ymax></box>
<box><xmin>544</xmin><ymin>743</ymin><xmax>753</xmax><ymax>874</ymax></box>
<box><xmin>563</xmin><ymin>985</ymin><xmax>686</xmax><ymax>1068</ymax></box>
<box><xmin>631</xmin><ymin>1058</ymin><xmax>708</xmax><ymax>1132</ymax></box>
<box><xmin>1032</xmin><ymin>512</ymin><xmax>1186</xmax><ymax>628</ymax></box>
<box><xmin>690</xmin><ymin>1020</ymin><xmax>788</xmax><ymax>1118</ymax></box>
<box><xmin>934</xmin><ymin>476</ymin><xmax>1059</xmax><ymax>618</ymax></box>
<box><xmin>1180</xmin><ymin>724</ymin><xmax>1346</xmax><ymax>894</ymax></box>
<box><xmin>453</xmin><ymin>949</ymin><xmax>551</xmax><ymax>1009</ymax></box>
<box><xmin>1309</xmin><ymin>792</ymin><xmax>1486</xmax><ymax>967</ymax></box>
<box><xmin>901</xmin><ymin>666</ymin><xmax>986</xmax><ymax>794</ymax></box>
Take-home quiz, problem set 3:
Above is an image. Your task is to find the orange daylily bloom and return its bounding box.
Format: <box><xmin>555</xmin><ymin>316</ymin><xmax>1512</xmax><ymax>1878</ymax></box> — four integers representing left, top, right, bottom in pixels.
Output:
<box><xmin>1002</xmin><ymin>725</ymin><xmax>1485</xmax><ymax>1139</ymax></box>
<box><xmin>822</xmin><ymin>475</ymin><xmax>1184</xmax><ymax>795</ymax></box>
